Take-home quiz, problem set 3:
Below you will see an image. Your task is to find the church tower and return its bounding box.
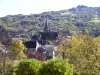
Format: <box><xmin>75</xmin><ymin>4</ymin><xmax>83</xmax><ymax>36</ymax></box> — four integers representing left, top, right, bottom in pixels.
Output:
<box><xmin>44</xmin><ymin>20</ymin><xmax>51</xmax><ymax>32</ymax></box>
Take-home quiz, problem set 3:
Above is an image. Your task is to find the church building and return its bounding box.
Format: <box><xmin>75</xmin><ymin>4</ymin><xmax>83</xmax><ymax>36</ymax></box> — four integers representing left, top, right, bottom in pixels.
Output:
<box><xmin>24</xmin><ymin>20</ymin><xmax>58</xmax><ymax>61</ymax></box>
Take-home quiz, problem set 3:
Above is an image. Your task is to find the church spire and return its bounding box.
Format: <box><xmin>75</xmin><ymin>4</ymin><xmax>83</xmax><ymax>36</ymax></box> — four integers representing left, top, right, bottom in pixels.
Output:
<box><xmin>44</xmin><ymin>20</ymin><xmax>50</xmax><ymax>32</ymax></box>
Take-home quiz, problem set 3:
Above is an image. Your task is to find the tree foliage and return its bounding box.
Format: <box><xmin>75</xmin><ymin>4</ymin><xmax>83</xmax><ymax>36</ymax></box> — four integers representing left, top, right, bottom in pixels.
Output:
<box><xmin>0</xmin><ymin>39</ymin><xmax>26</xmax><ymax>75</ymax></box>
<box><xmin>16</xmin><ymin>59</ymin><xmax>41</xmax><ymax>75</ymax></box>
<box><xmin>9</xmin><ymin>39</ymin><xmax>26</xmax><ymax>59</ymax></box>
<box><xmin>0</xmin><ymin>5</ymin><xmax>100</xmax><ymax>38</ymax></box>
<box><xmin>58</xmin><ymin>35</ymin><xmax>100</xmax><ymax>75</ymax></box>
<box><xmin>0</xmin><ymin>26</ymin><xmax>11</xmax><ymax>46</ymax></box>
<box><xmin>39</xmin><ymin>58</ymin><xmax>74</xmax><ymax>75</ymax></box>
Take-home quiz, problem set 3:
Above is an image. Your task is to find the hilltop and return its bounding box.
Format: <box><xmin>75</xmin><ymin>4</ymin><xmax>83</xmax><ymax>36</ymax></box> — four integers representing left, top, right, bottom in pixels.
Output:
<box><xmin>0</xmin><ymin>5</ymin><xmax>100</xmax><ymax>39</ymax></box>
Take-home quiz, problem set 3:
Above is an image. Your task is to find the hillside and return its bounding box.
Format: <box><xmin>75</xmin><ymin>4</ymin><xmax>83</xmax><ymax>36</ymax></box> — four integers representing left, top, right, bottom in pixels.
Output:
<box><xmin>0</xmin><ymin>5</ymin><xmax>100</xmax><ymax>39</ymax></box>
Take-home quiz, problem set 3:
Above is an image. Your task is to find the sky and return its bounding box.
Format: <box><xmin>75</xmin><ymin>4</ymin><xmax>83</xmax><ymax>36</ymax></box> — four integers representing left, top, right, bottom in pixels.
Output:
<box><xmin>0</xmin><ymin>0</ymin><xmax>100</xmax><ymax>17</ymax></box>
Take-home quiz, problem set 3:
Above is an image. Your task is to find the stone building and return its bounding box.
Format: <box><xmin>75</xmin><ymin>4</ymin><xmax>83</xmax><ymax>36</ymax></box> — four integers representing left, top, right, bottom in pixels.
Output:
<box><xmin>24</xmin><ymin>20</ymin><xmax>58</xmax><ymax>61</ymax></box>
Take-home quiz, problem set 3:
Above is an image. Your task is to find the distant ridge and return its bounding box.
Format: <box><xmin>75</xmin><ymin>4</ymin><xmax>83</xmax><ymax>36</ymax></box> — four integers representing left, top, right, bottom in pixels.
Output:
<box><xmin>0</xmin><ymin>5</ymin><xmax>100</xmax><ymax>39</ymax></box>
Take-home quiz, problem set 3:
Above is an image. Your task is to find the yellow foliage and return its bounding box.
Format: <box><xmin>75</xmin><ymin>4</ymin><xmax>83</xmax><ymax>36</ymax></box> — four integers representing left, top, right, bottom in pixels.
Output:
<box><xmin>58</xmin><ymin>35</ymin><xmax>100</xmax><ymax>74</ymax></box>
<box><xmin>12</xmin><ymin>39</ymin><xmax>24</xmax><ymax>50</ymax></box>
<box><xmin>9</xmin><ymin>39</ymin><xmax>26</xmax><ymax>59</ymax></box>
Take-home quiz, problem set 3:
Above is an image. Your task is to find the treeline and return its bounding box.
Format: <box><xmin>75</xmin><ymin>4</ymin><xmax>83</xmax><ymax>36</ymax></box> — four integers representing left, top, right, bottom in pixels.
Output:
<box><xmin>0</xmin><ymin>5</ymin><xmax>100</xmax><ymax>39</ymax></box>
<box><xmin>1</xmin><ymin>35</ymin><xmax>100</xmax><ymax>75</ymax></box>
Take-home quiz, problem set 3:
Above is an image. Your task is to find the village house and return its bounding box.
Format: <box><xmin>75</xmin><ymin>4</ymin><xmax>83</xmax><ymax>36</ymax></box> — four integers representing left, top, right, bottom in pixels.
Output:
<box><xmin>24</xmin><ymin>20</ymin><xmax>59</xmax><ymax>61</ymax></box>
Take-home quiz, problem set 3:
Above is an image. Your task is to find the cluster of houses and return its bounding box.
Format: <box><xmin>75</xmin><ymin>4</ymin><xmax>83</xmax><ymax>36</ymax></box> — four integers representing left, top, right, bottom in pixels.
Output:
<box><xmin>24</xmin><ymin>20</ymin><xmax>59</xmax><ymax>61</ymax></box>
<box><xmin>0</xmin><ymin>20</ymin><xmax>72</xmax><ymax>61</ymax></box>
<box><xmin>0</xmin><ymin>20</ymin><xmax>60</xmax><ymax>61</ymax></box>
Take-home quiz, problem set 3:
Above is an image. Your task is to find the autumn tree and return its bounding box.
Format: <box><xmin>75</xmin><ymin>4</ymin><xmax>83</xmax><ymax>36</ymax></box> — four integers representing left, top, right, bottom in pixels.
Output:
<box><xmin>58</xmin><ymin>35</ymin><xmax>100</xmax><ymax>75</ymax></box>
<box><xmin>9</xmin><ymin>39</ymin><xmax>26</xmax><ymax>59</ymax></box>
<box><xmin>0</xmin><ymin>39</ymin><xmax>26</xmax><ymax>75</ymax></box>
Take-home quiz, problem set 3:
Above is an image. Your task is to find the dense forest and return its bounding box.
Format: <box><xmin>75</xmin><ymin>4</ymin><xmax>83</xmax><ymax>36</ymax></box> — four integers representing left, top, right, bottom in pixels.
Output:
<box><xmin>0</xmin><ymin>5</ymin><xmax>100</xmax><ymax>39</ymax></box>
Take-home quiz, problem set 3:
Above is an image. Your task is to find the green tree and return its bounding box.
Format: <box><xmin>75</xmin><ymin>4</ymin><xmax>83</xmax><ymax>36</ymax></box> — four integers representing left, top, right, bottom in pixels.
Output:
<box><xmin>39</xmin><ymin>58</ymin><xmax>74</xmax><ymax>75</ymax></box>
<box><xmin>16</xmin><ymin>59</ymin><xmax>41</xmax><ymax>75</ymax></box>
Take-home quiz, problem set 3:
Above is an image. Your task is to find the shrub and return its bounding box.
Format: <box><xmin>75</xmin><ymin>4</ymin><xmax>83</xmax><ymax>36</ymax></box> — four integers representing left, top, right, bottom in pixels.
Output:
<box><xmin>39</xmin><ymin>58</ymin><xmax>74</xmax><ymax>75</ymax></box>
<box><xmin>15</xmin><ymin>59</ymin><xmax>41</xmax><ymax>75</ymax></box>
